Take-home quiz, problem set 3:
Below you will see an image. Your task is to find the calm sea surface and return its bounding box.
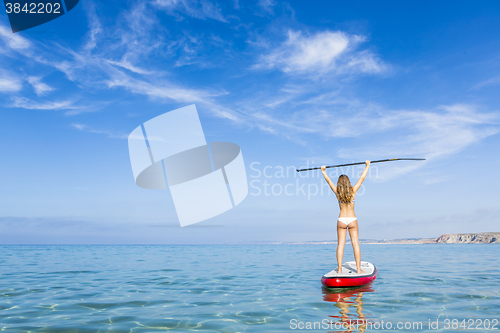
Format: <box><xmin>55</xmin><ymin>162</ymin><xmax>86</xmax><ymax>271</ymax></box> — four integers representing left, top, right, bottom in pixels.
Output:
<box><xmin>0</xmin><ymin>244</ymin><xmax>499</xmax><ymax>332</ymax></box>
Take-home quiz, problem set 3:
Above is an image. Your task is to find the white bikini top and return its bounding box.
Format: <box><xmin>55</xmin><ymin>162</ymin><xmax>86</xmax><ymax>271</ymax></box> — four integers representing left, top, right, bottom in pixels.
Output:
<box><xmin>338</xmin><ymin>200</ymin><xmax>355</xmax><ymax>204</ymax></box>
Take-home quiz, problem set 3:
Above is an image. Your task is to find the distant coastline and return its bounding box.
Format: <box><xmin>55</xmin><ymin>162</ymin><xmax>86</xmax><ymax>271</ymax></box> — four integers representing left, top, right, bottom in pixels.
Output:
<box><xmin>270</xmin><ymin>232</ymin><xmax>500</xmax><ymax>245</ymax></box>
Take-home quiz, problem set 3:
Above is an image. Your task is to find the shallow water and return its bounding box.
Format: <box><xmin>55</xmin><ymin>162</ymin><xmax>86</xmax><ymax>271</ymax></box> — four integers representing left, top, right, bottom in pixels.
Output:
<box><xmin>0</xmin><ymin>244</ymin><xmax>499</xmax><ymax>332</ymax></box>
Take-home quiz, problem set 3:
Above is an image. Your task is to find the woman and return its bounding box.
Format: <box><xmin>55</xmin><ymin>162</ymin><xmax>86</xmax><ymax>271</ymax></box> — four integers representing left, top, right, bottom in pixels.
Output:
<box><xmin>321</xmin><ymin>161</ymin><xmax>370</xmax><ymax>274</ymax></box>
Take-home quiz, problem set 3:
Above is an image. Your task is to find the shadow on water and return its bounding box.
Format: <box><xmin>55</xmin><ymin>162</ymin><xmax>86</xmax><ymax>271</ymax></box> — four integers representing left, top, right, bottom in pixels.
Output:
<box><xmin>322</xmin><ymin>283</ymin><xmax>375</xmax><ymax>333</ymax></box>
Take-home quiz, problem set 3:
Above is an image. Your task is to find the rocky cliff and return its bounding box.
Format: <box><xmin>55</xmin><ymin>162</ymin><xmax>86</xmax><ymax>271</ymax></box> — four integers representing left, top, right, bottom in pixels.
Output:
<box><xmin>435</xmin><ymin>232</ymin><xmax>500</xmax><ymax>244</ymax></box>
<box><xmin>270</xmin><ymin>232</ymin><xmax>500</xmax><ymax>244</ymax></box>
<box><xmin>360</xmin><ymin>232</ymin><xmax>500</xmax><ymax>244</ymax></box>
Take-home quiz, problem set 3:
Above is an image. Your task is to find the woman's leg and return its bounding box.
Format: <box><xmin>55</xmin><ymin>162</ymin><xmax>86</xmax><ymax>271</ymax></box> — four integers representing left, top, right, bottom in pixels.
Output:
<box><xmin>337</xmin><ymin>221</ymin><xmax>348</xmax><ymax>273</ymax></box>
<box><xmin>347</xmin><ymin>221</ymin><xmax>365</xmax><ymax>274</ymax></box>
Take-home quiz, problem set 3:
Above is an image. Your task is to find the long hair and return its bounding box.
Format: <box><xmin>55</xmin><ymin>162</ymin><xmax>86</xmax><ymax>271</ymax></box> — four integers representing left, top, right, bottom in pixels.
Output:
<box><xmin>337</xmin><ymin>174</ymin><xmax>353</xmax><ymax>203</ymax></box>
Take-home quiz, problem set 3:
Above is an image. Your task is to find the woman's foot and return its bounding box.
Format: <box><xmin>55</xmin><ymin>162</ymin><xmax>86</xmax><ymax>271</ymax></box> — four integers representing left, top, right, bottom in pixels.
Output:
<box><xmin>337</xmin><ymin>267</ymin><xmax>342</xmax><ymax>274</ymax></box>
<box><xmin>357</xmin><ymin>269</ymin><xmax>366</xmax><ymax>274</ymax></box>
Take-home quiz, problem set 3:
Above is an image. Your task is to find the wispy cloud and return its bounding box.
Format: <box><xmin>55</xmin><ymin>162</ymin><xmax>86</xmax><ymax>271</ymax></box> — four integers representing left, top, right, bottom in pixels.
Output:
<box><xmin>470</xmin><ymin>75</ymin><xmax>500</xmax><ymax>91</ymax></box>
<box><xmin>0</xmin><ymin>74</ymin><xmax>22</xmax><ymax>93</ymax></box>
<box><xmin>332</xmin><ymin>104</ymin><xmax>499</xmax><ymax>179</ymax></box>
<box><xmin>307</xmin><ymin>103</ymin><xmax>498</xmax><ymax>157</ymax></box>
<box><xmin>27</xmin><ymin>76</ymin><xmax>54</xmax><ymax>96</ymax></box>
<box><xmin>104</xmin><ymin>71</ymin><xmax>223</xmax><ymax>103</ymax></box>
<box><xmin>106</xmin><ymin>59</ymin><xmax>154</xmax><ymax>74</ymax></box>
<box><xmin>257</xmin><ymin>0</ymin><xmax>276</xmax><ymax>15</ymax></box>
<box><xmin>154</xmin><ymin>0</ymin><xmax>227</xmax><ymax>22</ymax></box>
<box><xmin>10</xmin><ymin>97</ymin><xmax>79</xmax><ymax>110</ymax></box>
<box><xmin>72</xmin><ymin>123</ymin><xmax>170</xmax><ymax>142</ymax></box>
<box><xmin>1</xmin><ymin>4</ymin><xmax>235</xmax><ymax>118</ymax></box>
<box><xmin>9</xmin><ymin>94</ymin><xmax>106</xmax><ymax>115</ymax></box>
<box><xmin>0</xmin><ymin>24</ymin><xmax>31</xmax><ymax>51</ymax></box>
<box><xmin>423</xmin><ymin>176</ymin><xmax>449</xmax><ymax>185</ymax></box>
<box><xmin>82</xmin><ymin>1</ymin><xmax>102</xmax><ymax>52</ymax></box>
<box><xmin>254</xmin><ymin>30</ymin><xmax>387</xmax><ymax>75</ymax></box>
<box><xmin>238</xmin><ymin>97</ymin><xmax>499</xmax><ymax>178</ymax></box>
<box><xmin>71</xmin><ymin>123</ymin><xmax>128</xmax><ymax>139</ymax></box>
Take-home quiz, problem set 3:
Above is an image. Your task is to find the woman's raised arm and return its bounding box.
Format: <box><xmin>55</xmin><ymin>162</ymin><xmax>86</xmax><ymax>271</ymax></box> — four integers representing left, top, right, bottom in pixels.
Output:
<box><xmin>352</xmin><ymin>160</ymin><xmax>371</xmax><ymax>193</ymax></box>
<box><xmin>321</xmin><ymin>165</ymin><xmax>337</xmax><ymax>194</ymax></box>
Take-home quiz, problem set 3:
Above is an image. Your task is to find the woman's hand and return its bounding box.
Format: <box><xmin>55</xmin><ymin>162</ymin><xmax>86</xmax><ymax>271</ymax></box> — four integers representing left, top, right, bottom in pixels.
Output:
<box><xmin>365</xmin><ymin>160</ymin><xmax>371</xmax><ymax>166</ymax></box>
<box><xmin>321</xmin><ymin>165</ymin><xmax>326</xmax><ymax>172</ymax></box>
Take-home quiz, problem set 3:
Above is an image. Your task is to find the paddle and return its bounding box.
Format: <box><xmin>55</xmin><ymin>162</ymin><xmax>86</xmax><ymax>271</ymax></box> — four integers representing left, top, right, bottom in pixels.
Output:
<box><xmin>296</xmin><ymin>158</ymin><xmax>426</xmax><ymax>172</ymax></box>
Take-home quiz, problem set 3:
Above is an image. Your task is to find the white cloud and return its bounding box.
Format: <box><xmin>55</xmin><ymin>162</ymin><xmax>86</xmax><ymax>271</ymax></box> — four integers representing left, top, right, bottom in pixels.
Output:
<box><xmin>71</xmin><ymin>123</ymin><xmax>86</xmax><ymax>130</ymax></box>
<box><xmin>0</xmin><ymin>24</ymin><xmax>31</xmax><ymax>50</ymax></box>
<box><xmin>241</xmin><ymin>99</ymin><xmax>499</xmax><ymax>179</ymax></box>
<box><xmin>82</xmin><ymin>1</ymin><xmax>102</xmax><ymax>52</ymax></box>
<box><xmin>470</xmin><ymin>76</ymin><xmax>500</xmax><ymax>91</ymax></box>
<box><xmin>105</xmin><ymin>71</ymin><xmax>218</xmax><ymax>103</ymax></box>
<box><xmin>113</xmin><ymin>2</ymin><xmax>163</xmax><ymax>63</ymax></box>
<box><xmin>154</xmin><ymin>0</ymin><xmax>227</xmax><ymax>22</ymax></box>
<box><xmin>104</xmin><ymin>70</ymin><xmax>242</xmax><ymax>121</ymax></box>
<box><xmin>72</xmin><ymin>123</ymin><xmax>171</xmax><ymax>142</ymax></box>
<box><xmin>255</xmin><ymin>30</ymin><xmax>386</xmax><ymax>75</ymax></box>
<box><xmin>311</xmin><ymin>104</ymin><xmax>498</xmax><ymax>158</ymax></box>
<box><xmin>332</xmin><ymin>104</ymin><xmax>498</xmax><ymax>179</ymax></box>
<box><xmin>27</xmin><ymin>77</ymin><xmax>54</xmax><ymax>96</ymax></box>
<box><xmin>423</xmin><ymin>176</ymin><xmax>449</xmax><ymax>185</ymax></box>
<box><xmin>71</xmin><ymin>123</ymin><xmax>127</xmax><ymax>139</ymax></box>
<box><xmin>10</xmin><ymin>97</ymin><xmax>79</xmax><ymax>110</ymax></box>
<box><xmin>106</xmin><ymin>59</ymin><xmax>153</xmax><ymax>74</ymax></box>
<box><xmin>0</xmin><ymin>5</ymin><xmax>238</xmax><ymax>121</ymax></box>
<box><xmin>0</xmin><ymin>76</ymin><xmax>22</xmax><ymax>93</ymax></box>
<box><xmin>345</xmin><ymin>49</ymin><xmax>386</xmax><ymax>74</ymax></box>
<box><xmin>257</xmin><ymin>0</ymin><xmax>276</xmax><ymax>15</ymax></box>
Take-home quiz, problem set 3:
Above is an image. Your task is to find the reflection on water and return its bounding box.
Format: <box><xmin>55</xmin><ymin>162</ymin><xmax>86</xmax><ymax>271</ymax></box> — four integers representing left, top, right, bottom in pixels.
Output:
<box><xmin>323</xmin><ymin>284</ymin><xmax>375</xmax><ymax>333</ymax></box>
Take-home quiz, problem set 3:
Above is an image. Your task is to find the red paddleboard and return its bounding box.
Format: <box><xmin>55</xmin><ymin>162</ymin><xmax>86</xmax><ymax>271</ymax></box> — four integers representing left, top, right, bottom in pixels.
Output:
<box><xmin>321</xmin><ymin>261</ymin><xmax>377</xmax><ymax>288</ymax></box>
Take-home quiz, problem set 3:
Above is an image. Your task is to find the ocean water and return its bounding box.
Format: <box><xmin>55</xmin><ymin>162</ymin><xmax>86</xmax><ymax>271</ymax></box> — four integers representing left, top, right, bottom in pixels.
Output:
<box><xmin>0</xmin><ymin>244</ymin><xmax>499</xmax><ymax>332</ymax></box>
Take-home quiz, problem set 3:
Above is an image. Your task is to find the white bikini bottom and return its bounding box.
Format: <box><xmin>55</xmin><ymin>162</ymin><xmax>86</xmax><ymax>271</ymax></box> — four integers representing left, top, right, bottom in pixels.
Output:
<box><xmin>338</xmin><ymin>217</ymin><xmax>357</xmax><ymax>226</ymax></box>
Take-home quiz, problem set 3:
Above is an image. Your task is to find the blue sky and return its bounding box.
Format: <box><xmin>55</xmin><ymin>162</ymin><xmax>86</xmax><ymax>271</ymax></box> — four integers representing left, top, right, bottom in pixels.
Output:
<box><xmin>1</xmin><ymin>0</ymin><xmax>500</xmax><ymax>244</ymax></box>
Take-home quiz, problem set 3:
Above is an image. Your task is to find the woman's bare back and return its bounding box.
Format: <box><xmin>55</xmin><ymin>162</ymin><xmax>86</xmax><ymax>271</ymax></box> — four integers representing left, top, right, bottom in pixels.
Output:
<box><xmin>336</xmin><ymin>194</ymin><xmax>356</xmax><ymax>218</ymax></box>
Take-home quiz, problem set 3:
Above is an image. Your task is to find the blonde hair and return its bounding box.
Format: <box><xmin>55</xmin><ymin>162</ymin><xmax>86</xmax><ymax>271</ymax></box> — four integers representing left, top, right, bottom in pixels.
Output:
<box><xmin>337</xmin><ymin>174</ymin><xmax>353</xmax><ymax>203</ymax></box>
